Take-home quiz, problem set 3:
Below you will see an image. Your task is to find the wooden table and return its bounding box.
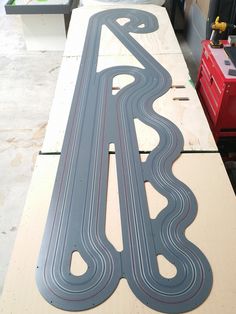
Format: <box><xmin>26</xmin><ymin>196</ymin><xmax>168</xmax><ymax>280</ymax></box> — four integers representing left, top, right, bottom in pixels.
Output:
<box><xmin>1</xmin><ymin>5</ymin><xmax>236</xmax><ymax>314</ymax></box>
<box><xmin>0</xmin><ymin>154</ymin><xmax>236</xmax><ymax>314</ymax></box>
<box><xmin>41</xmin><ymin>5</ymin><xmax>217</xmax><ymax>153</ymax></box>
<box><xmin>5</xmin><ymin>0</ymin><xmax>79</xmax><ymax>51</ymax></box>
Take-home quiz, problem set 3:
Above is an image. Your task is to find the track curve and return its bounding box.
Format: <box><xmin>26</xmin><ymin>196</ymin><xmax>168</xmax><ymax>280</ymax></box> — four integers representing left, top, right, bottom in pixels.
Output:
<box><xmin>36</xmin><ymin>9</ymin><xmax>212</xmax><ymax>313</ymax></box>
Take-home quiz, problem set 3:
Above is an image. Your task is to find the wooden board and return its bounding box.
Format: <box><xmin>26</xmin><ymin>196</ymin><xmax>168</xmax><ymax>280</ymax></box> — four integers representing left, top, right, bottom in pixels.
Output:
<box><xmin>41</xmin><ymin>54</ymin><xmax>217</xmax><ymax>153</ymax></box>
<box><xmin>14</xmin><ymin>0</ymin><xmax>70</xmax><ymax>4</ymax></box>
<box><xmin>81</xmin><ymin>0</ymin><xmax>166</xmax><ymax>7</ymax></box>
<box><xmin>63</xmin><ymin>5</ymin><xmax>182</xmax><ymax>57</ymax></box>
<box><xmin>0</xmin><ymin>153</ymin><xmax>236</xmax><ymax>313</ymax></box>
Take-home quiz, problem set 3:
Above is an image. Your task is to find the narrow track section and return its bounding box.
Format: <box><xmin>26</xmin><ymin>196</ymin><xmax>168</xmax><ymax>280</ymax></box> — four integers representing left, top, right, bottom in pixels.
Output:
<box><xmin>36</xmin><ymin>9</ymin><xmax>212</xmax><ymax>313</ymax></box>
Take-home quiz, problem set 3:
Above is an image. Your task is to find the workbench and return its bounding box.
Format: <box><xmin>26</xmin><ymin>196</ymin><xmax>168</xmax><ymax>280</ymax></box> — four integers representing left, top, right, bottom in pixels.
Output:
<box><xmin>5</xmin><ymin>0</ymin><xmax>79</xmax><ymax>51</ymax></box>
<box><xmin>41</xmin><ymin>5</ymin><xmax>217</xmax><ymax>153</ymax></box>
<box><xmin>1</xmin><ymin>5</ymin><xmax>236</xmax><ymax>314</ymax></box>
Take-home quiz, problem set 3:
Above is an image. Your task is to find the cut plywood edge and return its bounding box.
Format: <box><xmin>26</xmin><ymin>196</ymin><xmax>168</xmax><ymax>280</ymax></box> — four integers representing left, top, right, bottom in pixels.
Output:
<box><xmin>64</xmin><ymin>4</ymin><xmax>181</xmax><ymax>57</ymax></box>
<box><xmin>41</xmin><ymin>56</ymin><xmax>81</xmax><ymax>154</ymax></box>
<box><xmin>0</xmin><ymin>153</ymin><xmax>236</xmax><ymax>313</ymax></box>
<box><xmin>42</xmin><ymin>53</ymin><xmax>216</xmax><ymax>154</ymax></box>
<box><xmin>81</xmin><ymin>0</ymin><xmax>166</xmax><ymax>6</ymax></box>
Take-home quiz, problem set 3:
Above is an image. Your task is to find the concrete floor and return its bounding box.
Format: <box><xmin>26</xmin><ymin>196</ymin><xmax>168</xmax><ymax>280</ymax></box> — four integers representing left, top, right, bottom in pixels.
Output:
<box><xmin>0</xmin><ymin>3</ymin><xmax>62</xmax><ymax>294</ymax></box>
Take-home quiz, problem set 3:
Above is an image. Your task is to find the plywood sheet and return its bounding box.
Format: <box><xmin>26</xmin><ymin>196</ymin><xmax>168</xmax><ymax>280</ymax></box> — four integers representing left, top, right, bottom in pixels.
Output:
<box><xmin>81</xmin><ymin>0</ymin><xmax>166</xmax><ymax>6</ymax></box>
<box><xmin>41</xmin><ymin>54</ymin><xmax>216</xmax><ymax>153</ymax></box>
<box><xmin>64</xmin><ymin>5</ymin><xmax>182</xmax><ymax>57</ymax></box>
<box><xmin>0</xmin><ymin>153</ymin><xmax>236</xmax><ymax>313</ymax></box>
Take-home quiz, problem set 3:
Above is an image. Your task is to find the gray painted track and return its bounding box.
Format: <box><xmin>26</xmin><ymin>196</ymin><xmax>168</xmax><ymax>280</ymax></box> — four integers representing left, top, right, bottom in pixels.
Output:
<box><xmin>36</xmin><ymin>9</ymin><xmax>213</xmax><ymax>313</ymax></box>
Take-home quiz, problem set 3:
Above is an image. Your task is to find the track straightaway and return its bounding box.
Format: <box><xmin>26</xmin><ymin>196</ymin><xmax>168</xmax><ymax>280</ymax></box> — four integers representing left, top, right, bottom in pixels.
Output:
<box><xmin>36</xmin><ymin>9</ymin><xmax>213</xmax><ymax>313</ymax></box>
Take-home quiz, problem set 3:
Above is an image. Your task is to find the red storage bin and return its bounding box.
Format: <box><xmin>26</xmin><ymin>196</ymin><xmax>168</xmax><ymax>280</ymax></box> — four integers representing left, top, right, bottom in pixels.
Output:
<box><xmin>196</xmin><ymin>40</ymin><xmax>236</xmax><ymax>141</ymax></box>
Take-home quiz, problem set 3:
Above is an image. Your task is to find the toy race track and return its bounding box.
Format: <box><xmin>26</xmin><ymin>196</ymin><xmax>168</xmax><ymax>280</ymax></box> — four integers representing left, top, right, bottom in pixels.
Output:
<box><xmin>36</xmin><ymin>9</ymin><xmax>212</xmax><ymax>314</ymax></box>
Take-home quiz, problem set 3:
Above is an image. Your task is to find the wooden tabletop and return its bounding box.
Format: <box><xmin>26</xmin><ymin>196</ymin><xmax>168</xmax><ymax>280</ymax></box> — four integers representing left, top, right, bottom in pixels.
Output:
<box><xmin>41</xmin><ymin>5</ymin><xmax>217</xmax><ymax>153</ymax></box>
<box><xmin>2</xmin><ymin>6</ymin><xmax>234</xmax><ymax>314</ymax></box>
<box><xmin>0</xmin><ymin>153</ymin><xmax>235</xmax><ymax>314</ymax></box>
<box><xmin>63</xmin><ymin>5</ymin><xmax>181</xmax><ymax>57</ymax></box>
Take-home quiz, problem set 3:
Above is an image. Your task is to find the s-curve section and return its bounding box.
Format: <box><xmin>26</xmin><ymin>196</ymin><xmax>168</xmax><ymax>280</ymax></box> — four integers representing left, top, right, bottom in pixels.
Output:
<box><xmin>36</xmin><ymin>9</ymin><xmax>213</xmax><ymax>313</ymax></box>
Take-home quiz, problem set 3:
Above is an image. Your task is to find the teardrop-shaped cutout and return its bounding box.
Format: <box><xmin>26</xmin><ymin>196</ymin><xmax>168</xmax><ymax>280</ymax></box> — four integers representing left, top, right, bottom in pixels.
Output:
<box><xmin>112</xmin><ymin>74</ymin><xmax>135</xmax><ymax>95</ymax></box>
<box><xmin>70</xmin><ymin>251</ymin><xmax>88</xmax><ymax>277</ymax></box>
<box><xmin>116</xmin><ymin>18</ymin><xmax>131</xmax><ymax>26</ymax></box>
<box><xmin>145</xmin><ymin>182</ymin><xmax>168</xmax><ymax>219</ymax></box>
<box><xmin>138</xmin><ymin>23</ymin><xmax>145</xmax><ymax>29</ymax></box>
<box><xmin>157</xmin><ymin>255</ymin><xmax>177</xmax><ymax>279</ymax></box>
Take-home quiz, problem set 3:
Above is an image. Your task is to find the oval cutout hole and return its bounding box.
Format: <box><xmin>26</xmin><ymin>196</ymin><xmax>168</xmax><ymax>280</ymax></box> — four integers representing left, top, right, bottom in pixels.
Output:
<box><xmin>145</xmin><ymin>182</ymin><xmax>168</xmax><ymax>219</ymax></box>
<box><xmin>70</xmin><ymin>251</ymin><xmax>88</xmax><ymax>276</ymax></box>
<box><xmin>157</xmin><ymin>255</ymin><xmax>177</xmax><ymax>279</ymax></box>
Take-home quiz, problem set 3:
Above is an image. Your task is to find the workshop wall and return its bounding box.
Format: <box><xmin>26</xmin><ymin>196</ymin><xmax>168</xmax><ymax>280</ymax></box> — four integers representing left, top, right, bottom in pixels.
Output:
<box><xmin>184</xmin><ymin>0</ymin><xmax>195</xmax><ymax>16</ymax></box>
<box><xmin>196</xmin><ymin>0</ymin><xmax>210</xmax><ymax>18</ymax></box>
<box><xmin>185</xmin><ymin>1</ymin><xmax>208</xmax><ymax>64</ymax></box>
<box><xmin>184</xmin><ymin>0</ymin><xmax>210</xmax><ymax>18</ymax></box>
